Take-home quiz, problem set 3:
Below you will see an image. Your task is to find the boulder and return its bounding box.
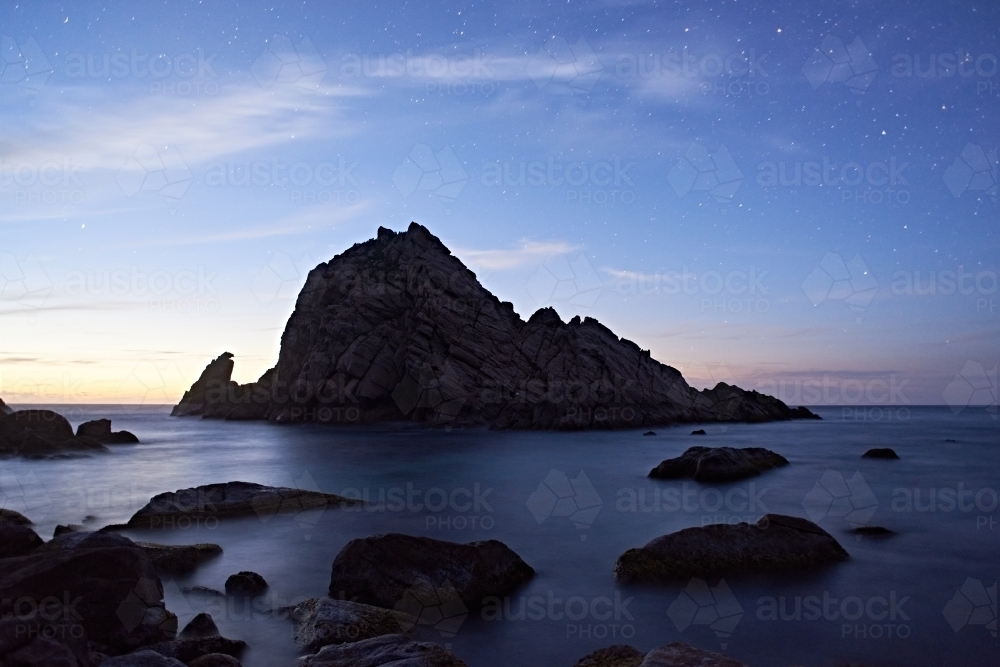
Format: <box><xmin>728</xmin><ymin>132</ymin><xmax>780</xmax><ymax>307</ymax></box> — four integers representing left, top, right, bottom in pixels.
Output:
<box><xmin>862</xmin><ymin>448</ymin><xmax>899</xmax><ymax>459</ymax></box>
<box><xmin>178</xmin><ymin>613</ymin><xmax>219</xmax><ymax>640</ymax></box>
<box><xmin>573</xmin><ymin>644</ymin><xmax>645</xmax><ymax>667</ymax></box>
<box><xmin>0</xmin><ymin>522</ymin><xmax>43</xmax><ymax>558</ymax></box>
<box><xmin>100</xmin><ymin>650</ymin><xmax>186</xmax><ymax>666</ymax></box>
<box><xmin>0</xmin><ymin>507</ymin><xmax>33</xmax><ymax>525</ymax></box>
<box><xmin>171</xmin><ymin>224</ymin><xmax>821</xmax><ymax>429</ymax></box>
<box><xmin>849</xmin><ymin>526</ymin><xmax>896</xmax><ymax>538</ymax></box>
<box><xmin>288</xmin><ymin>598</ymin><xmax>408</xmax><ymax>653</ymax></box>
<box><xmin>125</xmin><ymin>481</ymin><xmax>358</xmax><ymax>528</ymax></box>
<box><xmin>614</xmin><ymin>514</ymin><xmax>849</xmax><ymax>583</ymax></box>
<box><xmin>0</xmin><ymin>618</ymin><xmax>91</xmax><ymax>667</ymax></box>
<box><xmin>141</xmin><ymin>636</ymin><xmax>246</xmax><ymax>664</ymax></box>
<box><xmin>328</xmin><ymin>533</ymin><xmax>534</xmax><ymax>610</ymax></box>
<box><xmin>640</xmin><ymin>642</ymin><xmax>748</xmax><ymax>667</ymax></box>
<box><xmin>691</xmin><ymin>429</ymin><xmax>706</xmax><ymax>435</ymax></box>
<box><xmin>298</xmin><ymin>633</ymin><xmax>467</xmax><ymax>667</ymax></box>
<box><xmin>188</xmin><ymin>655</ymin><xmax>242</xmax><ymax>667</ymax></box>
<box><xmin>224</xmin><ymin>571</ymin><xmax>268</xmax><ymax>598</ymax></box>
<box><xmin>54</xmin><ymin>524</ymin><xmax>85</xmax><ymax>537</ymax></box>
<box><xmin>0</xmin><ymin>409</ymin><xmax>109</xmax><ymax>457</ymax></box>
<box><xmin>643</xmin><ymin>431</ymin><xmax>656</xmax><ymax>436</ymax></box>
<box><xmin>0</xmin><ymin>531</ymin><xmax>176</xmax><ymax>654</ymax></box>
<box><xmin>648</xmin><ymin>446</ymin><xmax>789</xmax><ymax>482</ymax></box>
<box><xmin>77</xmin><ymin>419</ymin><xmax>140</xmax><ymax>445</ymax></box>
<box><xmin>135</xmin><ymin>543</ymin><xmax>223</xmax><ymax>575</ymax></box>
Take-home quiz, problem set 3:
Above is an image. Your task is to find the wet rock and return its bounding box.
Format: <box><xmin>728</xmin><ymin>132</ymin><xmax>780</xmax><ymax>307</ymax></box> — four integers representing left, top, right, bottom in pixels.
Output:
<box><xmin>862</xmin><ymin>448</ymin><xmax>899</xmax><ymax>459</ymax></box>
<box><xmin>0</xmin><ymin>522</ymin><xmax>43</xmax><ymax>558</ymax></box>
<box><xmin>640</xmin><ymin>642</ymin><xmax>747</xmax><ymax>666</ymax></box>
<box><xmin>691</xmin><ymin>429</ymin><xmax>706</xmax><ymax>435</ymax></box>
<box><xmin>849</xmin><ymin>526</ymin><xmax>896</xmax><ymax>538</ymax></box>
<box><xmin>288</xmin><ymin>598</ymin><xmax>408</xmax><ymax>653</ymax></box>
<box><xmin>181</xmin><ymin>586</ymin><xmax>224</xmax><ymax>597</ymax></box>
<box><xmin>188</xmin><ymin>655</ymin><xmax>243</xmax><ymax>667</ymax></box>
<box><xmin>54</xmin><ymin>524</ymin><xmax>85</xmax><ymax>537</ymax></box>
<box><xmin>0</xmin><ymin>409</ymin><xmax>110</xmax><ymax>458</ymax></box>
<box><xmin>614</xmin><ymin>514</ymin><xmax>849</xmax><ymax>583</ymax></box>
<box><xmin>0</xmin><ymin>507</ymin><xmax>33</xmax><ymax>525</ymax></box>
<box><xmin>0</xmin><ymin>531</ymin><xmax>176</xmax><ymax>654</ymax></box>
<box><xmin>643</xmin><ymin>431</ymin><xmax>656</xmax><ymax>436</ymax></box>
<box><xmin>224</xmin><ymin>571</ymin><xmax>268</xmax><ymax>598</ymax></box>
<box><xmin>141</xmin><ymin>636</ymin><xmax>246</xmax><ymax>664</ymax></box>
<box><xmin>77</xmin><ymin>419</ymin><xmax>140</xmax><ymax>444</ymax></box>
<box><xmin>328</xmin><ymin>533</ymin><xmax>534</xmax><ymax>610</ymax></box>
<box><xmin>298</xmin><ymin>633</ymin><xmax>467</xmax><ymax>667</ymax></box>
<box><xmin>173</xmin><ymin>224</ymin><xmax>821</xmax><ymax>429</ymax></box>
<box><xmin>179</xmin><ymin>613</ymin><xmax>220</xmax><ymax>639</ymax></box>
<box><xmin>573</xmin><ymin>644</ymin><xmax>645</xmax><ymax>667</ymax></box>
<box><xmin>125</xmin><ymin>481</ymin><xmax>358</xmax><ymax>528</ymax></box>
<box><xmin>100</xmin><ymin>649</ymin><xmax>186</xmax><ymax>666</ymax></box>
<box><xmin>0</xmin><ymin>618</ymin><xmax>91</xmax><ymax>667</ymax></box>
<box><xmin>648</xmin><ymin>446</ymin><xmax>789</xmax><ymax>482</ymax></box>
<box><xmin>136</xmin><ymin>542</ymin><xmax>223</xmax><ymax>575</ymax></box>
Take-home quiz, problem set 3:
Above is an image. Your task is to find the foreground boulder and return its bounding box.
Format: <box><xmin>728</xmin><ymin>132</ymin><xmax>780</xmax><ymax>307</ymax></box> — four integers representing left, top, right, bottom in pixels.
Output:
<box><xmin>288</xmin><ymin>598</ymin><xmax>408</xmax><ymax>653</ymax></box>
<box><xmin>0</xmin><ymin>507</ymin><xmax>33</xmax><ymax>525</ymax></box>
<box><xmin>0</xmin><ymin>521</ymin><xmax>44</xmax><ymax>558</ymax></box>
<box><xmin>0</xmin><ymin>531</ymin><xmax>176</xmax><ymax>655</ymax></box>
<box><xmin>0</xmin><ymin>409</ymin><xmax>108</xmax><ymax>457</ymax></box>
<box><xmin>188</xmin><ymin>655</ymin><xmax>242</xmax><ymax>667</ymax></box>
<box><xmin>77</xmin><ymin>419</ymin><xmax>140</xmax><ymax>444</ymax></box>
<box><xmin>614</xmin><ymin>514</ymin><xmax>848</xmax><ymax>583</ymax></box>
<box><xmin>299</xmin><ymin>634</ymin><xmax>466</xmax><ymax>667</ymax></box>
<box><xmin>101</xmin><ymin>650</ymin><xmax>186</xmax><ymax>666</ymax></box>
<box><xmin>862</xmin><ymin>448</ymin><xmax>899</xmax><ymax>459</ymax></box>
<box><xmin>648</xmin><ymin>446</ymin><xmax>789</xmax><ymax>482</ymax></box>
<box><xmin>172</xmin><ymin>224</ymin><xmax>819</xmax><ymax>429</ymax></box>
<box><xmin>141</xmin><ymin>635</ymin><xmax>246</xmax><ymax>664</ymax></box>
<box><xmin>0</xmin><ymin>617</ymin><xmax>92</xmax><ymax>667</ymax></box>
<box><xmin>135</xmin><ymin>542</ymin><xmax>223</xmax><ymax>575</ymax></box>
<box><xmin>573</xmin><ymin>642</ymin><xmax>747</xmax><ymax>667</ymax></box>
<box><xmin>328</xmin><ymin>533</ymin><xmax>534</xmax><ymax>609</ymax></box>
<box><xmin>124</xmin><ymin>481</ymin><xmax>357</xmax><ymax>528</ymax></box>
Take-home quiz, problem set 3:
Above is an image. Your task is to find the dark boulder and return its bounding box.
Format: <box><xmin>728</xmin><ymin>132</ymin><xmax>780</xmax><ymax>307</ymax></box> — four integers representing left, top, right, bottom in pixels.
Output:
<box><xmin>0</xmin><ymin>409</ymin><xmax>109</xmax><ymax>457</ymax></box>
<box><xmin>648</xmin><ymin>446</ymin><xmax>789</xmax><ymax>482</ymax></box>
<box><xmin>188</xmin><ymin>655</ymin><xmax>243</xmax><ymax>667</ymax></box>
<box><xmin>849</xmin><ymin>526</ymin><xmax>896</xmax><ymax>538</ymax></box>
<box><xmin>288</xmin><ymin>598</ymin><xmax>408</xmax><ymax>653</ymax></box>
<box><xmin>100</xmin><ymin>649</ymin><xmax>186</xmax><ymax>666</ymax></box>
<box><xmin>0</xmin><ymin>522</ymin><xmax>43</xmax><ymax>558</ymax></box>
<box><xmin>862</xmin><ymin>448</ymin><xmax>899</xmax><ymax>459</ymax></box>
<box><xmin>614</xmin><ymin>514</ymin><xmax>849</xmax><ymax>583</ymax></box>
<box><xmin>298</xmin><ymin>633</ymin><xmax>467</xmax><ymax>667</ymax></box>
<box><xmin>224</xmin><ymin>571</ymin><xmax>268</xmax><ymax>598</ymax></box>
<box><xmin>0</xmin><ymin>531</ymin><xmax>176</xmax><ymax>654</ymax></box>
<box><xmin>640</xmin><ymin>642</ymin><xmax>748</xmax><ymax>666</ymax></box>
<box><xmin>691</xmin><ymin>429</ymin><xmax>706</xmax><ymax>435</ymax></box>
<box><xmin>0</xmin><ymin>617</ymin><xmax>91</xmax><ymax>667</ymax></box>
<box><xmin>54</xmin><ymin>524</ymin><xmax>85</xmax><ymax>537</ymax></box>
<box><xmin>76</xmin><ymin>419</ymin><xmax>140</xmax><ymax>444</ymax></box>
<box><xmin>125</xmin><ymin>481</ymin><xmax>357</xmax><ymax>528</ymax></box>
<box><xmin>328</xmin><ymin>533</ymin><xmax>534</xmax><ymax>610</ymax></box>
<box><xmin>135</xmin><ymin>543</ymin><xmax>222</xmax><ymax>576</ymax></box>
<box><xmin>573</xmin><ymin>644</ymin><xmax>645</xmax><ymax>667</ymax></box>
<box><xmin>643</xmin><ymin>431</ymin><xmax>656</xmax><ymax>436</ymax></box>
<box><xmin>141</xmin><ymin>636</ymin><xmax>246</xmax><ymax>664</ymax></box>
<box><xmin>178</xmin><ymin>613</ymin><xmax>219</xmax><ymax>640</ymax></box>
<box><xmin>0</xmin><ymin>508</ymin><xmax>33</xmax><ymax>525</ymax></box>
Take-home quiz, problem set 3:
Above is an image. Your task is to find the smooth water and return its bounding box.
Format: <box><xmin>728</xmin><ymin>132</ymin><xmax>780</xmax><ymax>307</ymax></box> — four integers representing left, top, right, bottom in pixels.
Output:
<box><xmin>1</xmin><ymin>406</ymin><xmax>997</xmax><ymax>667</ymax></box>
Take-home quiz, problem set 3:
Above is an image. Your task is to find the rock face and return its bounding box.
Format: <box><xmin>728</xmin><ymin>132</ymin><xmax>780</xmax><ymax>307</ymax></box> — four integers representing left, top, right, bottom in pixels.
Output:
<box><xmin>298</xmin><ymin>634</ymin><xmax>467</xmax><ymax>667</ymax></box>
<box><xmin>135</xmin><ymin>542</ymin><xmax>223</xmax><ymax>575</ymax></box>
<box><xmin>77</xmin><ymin>419</ymin><xmax>140</xmax><ymax>444</ymax></box>
<box><xmin>648</xmin><ymin>446</ymin><xmax>789</xmax><ymax>482</ymax></box>
<box><xmin>614</xmin><ymin>514</ymin><xmax>848</xmax><ymax>583</ymax></box>
<box><xmin>124</xmin><ymin>481</ymin><xmax>357</xmax><ymax>528</ymax></box>
<box><xmin>288</xmin><ymin>598</ymin><xmax>407</xmax><ymax>653</ymax></box>
<box><xmin>0</xmin><ymin>409</ymin><xmax>109</xmax><ymax>457</ymax></box>
<box><xmin>573</xmin><ymin>643</ymin><xmax>747</xmax><ymax>667</ymax></box>
<box><xmin>172</xmin><ymin>224</ymin><xmax>819</xmax><ymax>429</ymax></box>
<box><xmin>0</xmin><ymin>531</ymin><xmax>176</xmax><ymax>655</ymax></box>
<box><xmin>862</xmin><ymin>447</ymin><xmax>899</xmax><ymax>459</ymax></box>
<box><xmin>328</xmin><ymin>533</ymin><xmax>534</xmax><ymax>610</ymax></box>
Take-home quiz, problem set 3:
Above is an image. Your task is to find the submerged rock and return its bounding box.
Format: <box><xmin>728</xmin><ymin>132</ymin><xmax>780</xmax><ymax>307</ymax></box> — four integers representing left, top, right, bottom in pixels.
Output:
<box><xmin>643</xmin><ymin>431</ymin><xmax>656</xmax><ymax>436</ymax></box>
<box><xmin>136</xmin><ymin>542</ymin><xmax>223</xmax><ymax>575</ymax></box>
<box><xmin>648</xmin><ymin>446</ymin><xmax>789</xmax><ymax>482</ymax></box>
<box><xmin>172</xmin><ymin>224</ymin><xmax>820</xmax><ymax>429</ymax></box>
<box><xmin>849</xmin><ymin>526</ymin><xmax>896</xmax><ymax>538</ymax></box>
<box><xmin>288</xmin><ymin>598</ymin><xmax>408</xmax><ymax>653</ymax></box>
<box><xmin>298</xmin><ymin>633</ymin><xmax>467</xmax><ymax>667</ymax></box>
<box><xmin>691</xmin><ymin>429</ymin><xmax>707</xmax><ymax>435</ymax></box>
<box><xmin>224</xmin><ymin>571</ymin><xmax>268</xmax><ymax>598</ymax></box>
<box><xmin>862</xmin><ymin>448</ymin><xmax>899</xmax><ymax>459</ymax></box>
<box><xmin>125</xmin><ymin>481</ymin><xmax>357</xmax><ymax>528</ymax></box>
<box><xmin>328</xmin><ymin>533</ymin><xmax>534</xmax><ymax>610</ymax></box>
<box><xmin>77</xmin><ymin>419</ymin><xmax>140</xmax><ymax>444</ymax></box>
<box><xmin>614</xmin><ymin>514</ymin><xmax>848</xmax><ymax>583</ymax></box>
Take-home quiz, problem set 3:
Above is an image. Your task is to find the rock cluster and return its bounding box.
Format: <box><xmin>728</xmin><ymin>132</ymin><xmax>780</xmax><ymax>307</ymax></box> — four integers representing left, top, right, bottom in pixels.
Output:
<box><xmin>77</xmin><ymin>419</ymin><xmax>140</xmax><ymax>444</ymax></box>
<box><xmin>0</xmin><ymin>408</ymin><xmax>139</xmax><ymax>458</ymax></box>
<box><xmin>648</xmin><ymin>446</ymin><xmax>789</xmax><ymax>482</ymax></box>
<box><xmin>614</xmin><ymin>514</ymin><xmax>849</xmax><ymax>583</ymax></box>
<box><xmin>172</xmin><ymin>224</ymin><xmax>819</xmax><ymax>429</ymax></box>
<box><xmin>573</xmin><ymin>642</ymin><xmax>748</xmax><ymax>667</ymax></box>
<box><xmin>298</xmin><ymin>633</ymin><xmax>467</xmax><ymax>667</ymax></box>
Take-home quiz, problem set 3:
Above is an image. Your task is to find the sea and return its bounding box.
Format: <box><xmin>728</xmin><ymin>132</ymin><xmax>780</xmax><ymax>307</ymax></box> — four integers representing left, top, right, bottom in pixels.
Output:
<box><xmin>1</xmin><ymin>405</ymin><xmax>997</xmax><ymax>667</ymax></box>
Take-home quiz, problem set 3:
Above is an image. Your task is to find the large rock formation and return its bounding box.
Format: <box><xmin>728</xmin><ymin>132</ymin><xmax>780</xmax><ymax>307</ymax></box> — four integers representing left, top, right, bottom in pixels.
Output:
<box><xmin>172</xmin><ymin>224</ymin><xmax>818</xmax><ymax>429</ymax></box>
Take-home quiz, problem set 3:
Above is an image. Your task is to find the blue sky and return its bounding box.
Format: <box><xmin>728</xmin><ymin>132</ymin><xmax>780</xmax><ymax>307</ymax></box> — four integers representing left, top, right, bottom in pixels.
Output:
<box><xmin>0</xmin><ymin>0</ymin><xmax>997</xmax><ymax>411</ymax></box>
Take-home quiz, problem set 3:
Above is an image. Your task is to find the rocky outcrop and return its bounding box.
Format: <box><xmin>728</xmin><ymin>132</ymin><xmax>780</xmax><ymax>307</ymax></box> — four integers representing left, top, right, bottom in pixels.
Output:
<box><xmin>224</xmin><ymin>571</ymin><xmax>267</xmax><ymax>598</ymax></box>
<box><xmin>0</xmin><ymin>409</ymin><xmax>108</xmax><ymax>457</ymax></box>
<box><xmin>179</xmin><ymin>613</ymin><xmax>219</xmax><ymax>640</ymax></box>
<box><xmin>0</xmin><ymin>531</ymin><xmax>176</xmax><ymax>655</ymax></box>
<box><xmin>614</xmin><ymin>514</ymin><xmax>848</xmax><ymax>583</ymax></box>
<box><xmin>298</xmin><ymin>634</ymin><xmax>467</xmax><ymax>667</ymax></box>
<box><xmin>573</xmin><ymin>643</ymin><xmax>747</xmax><ymax>667</ymax></box>
<box><xmin>135</xmin><ymin>543</ymin><xmax>223</xmax><ymax>575</ymax></box>
<box><xmin>123</xmin><ymin>481</ymin><xmax>357</xmax><ymax>528</ymax></box>
<box><xmin>77</xmin><ymin>419</ymin><xmax>140</xmax><ymax>444</ymax></box>
<box><xmin>648</xmin><ymin>446</ymin><xmax>789</xmax><ymax>482</ymax></box>
<box><xmin>862</xmin><ymin>448</ymin><xmax>899</xmax><ymax>459</ymax></box>
<box><xmin>288</xmin><ymin>598</ymin><xmax>408</xmax><ymax>653</ymax></box>
<box><xmin>328</xmin><ymin>533</ymin><xmax>534</xmax><ymax>610</ymax></box>
<box><xmin>0</xmin><ymin>397</ymin><xmax>11</xmax><ymax>415</ymax></box>
<box><xmin>172</xmin><ymin>224</ymin><xmax>819</xmax><ymax>430</ymax></box>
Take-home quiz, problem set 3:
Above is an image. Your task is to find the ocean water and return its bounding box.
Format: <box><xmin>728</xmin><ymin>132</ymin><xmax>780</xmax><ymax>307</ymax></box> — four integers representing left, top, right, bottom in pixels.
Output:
<box><xmin>1</xmin><ymin>405</ymin><xmax>997</xmax><ymax>667</ymax></box>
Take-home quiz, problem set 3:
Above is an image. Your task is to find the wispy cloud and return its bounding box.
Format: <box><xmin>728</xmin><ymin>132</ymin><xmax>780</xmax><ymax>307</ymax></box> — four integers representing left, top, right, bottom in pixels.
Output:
<box><xmin>452</xmin><ymin>240</ymin><xmax>580</xmax><ymax>269</ymax></box>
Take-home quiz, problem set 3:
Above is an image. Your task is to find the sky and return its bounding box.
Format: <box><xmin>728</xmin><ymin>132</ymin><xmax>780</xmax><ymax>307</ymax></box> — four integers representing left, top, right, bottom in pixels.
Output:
<box><xmin>0</xmin><ymin>0</ymin><xmax>997</xmax><ymax>413</ymax></box>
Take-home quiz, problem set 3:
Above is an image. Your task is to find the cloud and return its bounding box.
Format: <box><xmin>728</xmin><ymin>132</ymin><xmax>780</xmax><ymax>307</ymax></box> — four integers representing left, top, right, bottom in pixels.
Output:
<box><xmin>452</xmin><ymin>240</ymin><xmax>580</xmax><ymax>270</ymax></box>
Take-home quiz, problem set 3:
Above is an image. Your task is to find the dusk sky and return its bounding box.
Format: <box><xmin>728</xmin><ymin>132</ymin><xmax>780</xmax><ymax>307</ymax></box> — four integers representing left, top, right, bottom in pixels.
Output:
<box><xmin>0</xmin><ymin>0</ymin><xmax>997</xmax><ymax>409</ymax></box>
